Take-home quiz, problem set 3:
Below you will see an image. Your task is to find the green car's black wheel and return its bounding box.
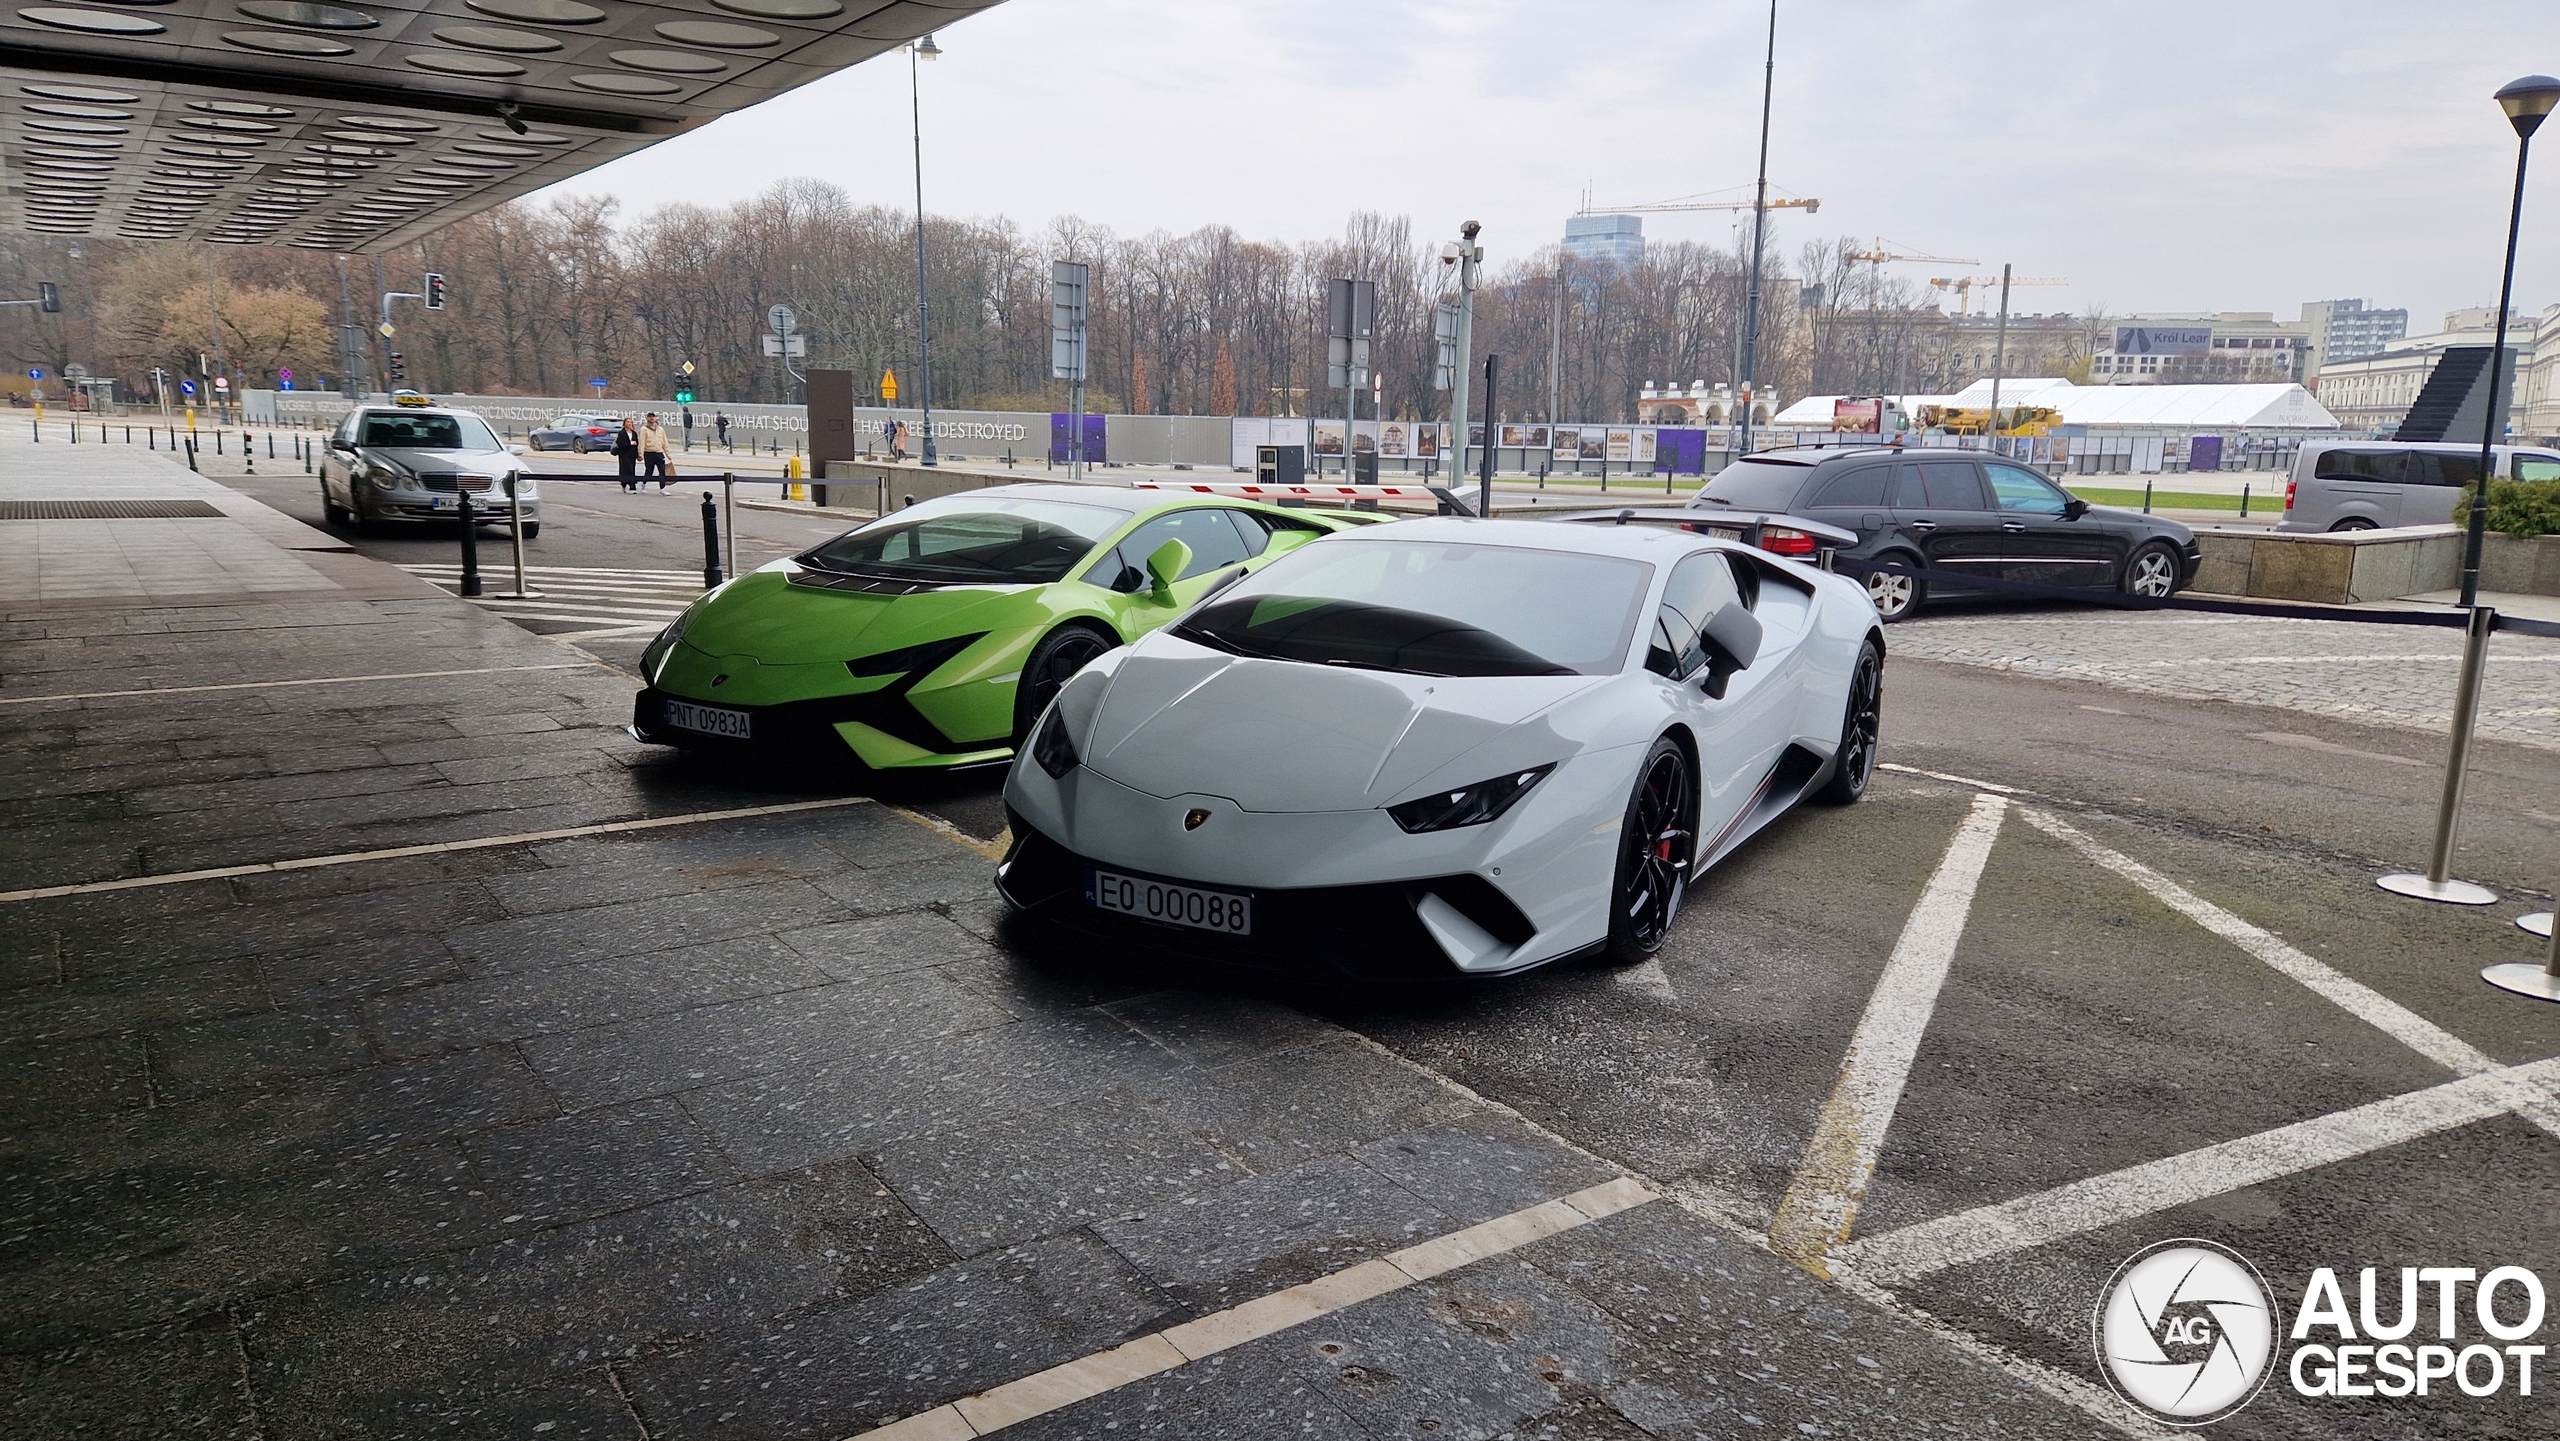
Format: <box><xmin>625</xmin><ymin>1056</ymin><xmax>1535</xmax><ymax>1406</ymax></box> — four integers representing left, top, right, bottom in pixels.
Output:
<box><xmin>1011</xmin><ymin>623</ymin><xmax>1117</xmax><ymax>748</ymax></box>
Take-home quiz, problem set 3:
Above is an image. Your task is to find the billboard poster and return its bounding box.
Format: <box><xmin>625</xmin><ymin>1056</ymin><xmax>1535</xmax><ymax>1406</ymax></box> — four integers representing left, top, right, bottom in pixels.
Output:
<box><xmin>1352</xmin><ymin>421</ymin><xmax>1377</xmax><ymax>454</ymax></box>
<box><xmin>1606</xmin><ymin>428</ymin><xmax>1634</xmax><ymax>462</ymax></box>
<box><xmin>1415</xmin><ymin>423</ymin><xmax>1441</xmax><ymax>459</ymax></box>
<box><xmin>1468</xmin><ymin>423</ymin><xmax>1486</xmax><ymax>449</ymax></box>
<box><xmin>1312</xmin><ymin>420</ymin><xmax>1345</xmax><ymax>456</ymax></box>
<box><xmin>2114</xmin><ymin>326</ymin><xmax>2211</xmax><ymax>356</ymax></box>
<box><xmin>1378</xmin><ymin>422</ymin><xmax>1409</xmax><ymax>458</ymax></box>
<box><xmin>1551</xmin><ymin>427</ymin><xmax>1580</xmax><ymax>459</ymax></box>
<box><xmin>1634</xmin><ymin>429</ymin><xmax>1657</xmax><ymax>464</ymax></box>
<box><xmin>1579</xmin><ymin>429</ymin><xmax>1606</xmax><ymax>459</ymax></box>
<box><xmin>1498</xmin><ymin>423</ymin><xmax>1550</xmax><ymax>449</ymax></box>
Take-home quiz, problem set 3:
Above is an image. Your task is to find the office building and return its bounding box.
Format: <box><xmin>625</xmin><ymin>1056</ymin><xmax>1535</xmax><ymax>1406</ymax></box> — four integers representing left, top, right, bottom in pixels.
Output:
<box><xmin>1563</xmin><ymin>214</ymin><xmax>1645</xmax><ymax>270</ymax></box>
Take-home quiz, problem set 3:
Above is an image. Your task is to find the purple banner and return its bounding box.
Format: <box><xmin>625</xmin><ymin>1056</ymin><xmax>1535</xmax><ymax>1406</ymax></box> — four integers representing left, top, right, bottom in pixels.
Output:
<box><xmin>1049</xmin><ymin>413</ymin><xmax>1106</xmax><ymax>464</ymax></box>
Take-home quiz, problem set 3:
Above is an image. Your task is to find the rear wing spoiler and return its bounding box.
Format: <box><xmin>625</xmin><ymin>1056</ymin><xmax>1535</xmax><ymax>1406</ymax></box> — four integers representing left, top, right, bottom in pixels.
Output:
<box><xmin>1553</xmin><ymin>505</ymin><xmax>1859</xmax><ymax>559</ymax></box>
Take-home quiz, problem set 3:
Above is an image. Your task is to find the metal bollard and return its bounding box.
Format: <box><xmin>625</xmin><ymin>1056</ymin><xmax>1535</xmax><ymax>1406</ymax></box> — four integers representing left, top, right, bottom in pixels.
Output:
<box><xmin>721</xmin><ymin>472</ymin><xmax>737</xmax><ymax>582</ymax></box>
<box><xmin>215</xmin><ymin>431</ymin><xmax>223</xmax><ymax>456</ymax></box>
<box><xmin>495</xmin><ymin>475</ymin><xmax>538</xmax><ymax>599</ymax></box>
<box><xmin>267</xmin><ymin>433</ymin><xmax>275</xmax><ymax>460</ymax></box>
<box><xmin>2142</xmin><ymin>477</ymin><xmax>2153</xmax><ymax>513</ymax></box>
<box><xmin>2379</xmin><ymin>604</ymin><xmax>2499</xmax><ymax>905</ymax></box>
<box><xmin>457</xmin><ymin>490</ymin><xmax>483</xmax><ymax>597</ymax></box>
<box><xmin>149</xmin><ymin>428</ymin><xmax>156</xmax><ymax>451</ymax></box>
<box><xmin>701</xmin><ymin>492</ymin><xmax>723</xmax><ymax>588</ymax></box>
<box><xmin>2239</xmin><ymin>483</ymin><xmax>2250</xmax><ymax>518</ymax></box>
<box><xmin>2481</xmin><ymin>893</ymin><xmax>2560</xmax><ymax>1002</ymax></box>
<box><xmin>185</xmin><ymin>438</ymin><xmax>198</xmax><ymax>471</ymax></box>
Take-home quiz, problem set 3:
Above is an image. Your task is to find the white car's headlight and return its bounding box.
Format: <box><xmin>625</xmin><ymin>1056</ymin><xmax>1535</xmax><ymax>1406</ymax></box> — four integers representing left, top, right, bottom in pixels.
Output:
<box><xmin>1388</xmin><ymin>764</ymin><xmax>1556</xmax><ymax>833</ymax></box>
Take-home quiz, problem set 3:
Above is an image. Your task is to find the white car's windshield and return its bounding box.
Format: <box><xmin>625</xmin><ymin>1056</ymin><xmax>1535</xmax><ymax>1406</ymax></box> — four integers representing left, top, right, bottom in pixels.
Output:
<box><xmin>800</xmin><ymin>495</ymin><xmax>1128</xmax><ymax>584</ymax></box>
<box><xmin>1175</xmin><ymin>539</ymin><xmax>1652</xmax><ymax>677</ymax></box>
<box><xmin>362</xmin><ymin>412</ymin><xmax>503</xmax><ymax>451</ymax></box>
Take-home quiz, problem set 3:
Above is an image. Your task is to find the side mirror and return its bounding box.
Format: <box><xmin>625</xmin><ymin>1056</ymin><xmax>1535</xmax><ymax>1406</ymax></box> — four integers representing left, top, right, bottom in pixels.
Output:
<box><xmin>1696</xmin><ymin>601</ymin><xmax>1762</xmax><ymax>699</ymax></box>
<box><xmin>1144</xmin><ymin>538</ymin><xmax>1193</xmax><ymax>600</ymax></box>
<box><xmin>507</xmin><ymin>444</ymin><xmax>528</xmax><ymax>456</ymax></box>
<box><xmin>2062</xmin><ymin>497</ymin><xmax>2090</xmax><ymax>520</ymax></box>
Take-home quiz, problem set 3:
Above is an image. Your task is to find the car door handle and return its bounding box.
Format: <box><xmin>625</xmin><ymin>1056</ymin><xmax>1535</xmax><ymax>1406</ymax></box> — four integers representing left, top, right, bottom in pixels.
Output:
<box><xmin>1906</xmin><ymin>519</ymin><xmax>1936</xmax><ymax>531</ymax></box>
<box><xmin>2002</xmin><ymin>520</ymin><xmax>2027</xmax><ymax>532</ymax></box>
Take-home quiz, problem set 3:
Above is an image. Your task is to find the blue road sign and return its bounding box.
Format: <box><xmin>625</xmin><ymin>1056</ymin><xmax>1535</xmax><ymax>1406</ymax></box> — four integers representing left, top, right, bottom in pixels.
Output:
<box><xmin>589</xmin><ymin>377</ymin><xmax>608</xmax><ymax>388</ymax></box>
<box><xmin>180</xmin><ymin>379</ymin><xmax>197</xmax><ymax>396</ymax></box>
<box><xmin>26</xmin><ymin>368</ymin><xmax>40</xmax><ymax>380</ymax></box>
<box><xmin>280</xmin><ymin>379</ymin><xmax>295</xmax><ymax>391</ymax></box>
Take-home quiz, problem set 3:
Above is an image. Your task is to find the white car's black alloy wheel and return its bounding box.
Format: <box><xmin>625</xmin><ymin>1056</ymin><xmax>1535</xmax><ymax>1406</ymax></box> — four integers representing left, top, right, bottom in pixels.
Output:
<box><xmin>1610</xmin><ymin>739</ymin><xmax>1693</xmax><ymax>960</ymax></box>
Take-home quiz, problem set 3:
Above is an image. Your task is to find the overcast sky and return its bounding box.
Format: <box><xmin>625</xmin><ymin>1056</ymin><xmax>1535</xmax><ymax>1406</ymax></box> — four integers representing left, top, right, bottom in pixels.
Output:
<box><xmin>547</xmin><ymin>0</ymin><xmax>2557</xmax><ymax>331</ymax></box>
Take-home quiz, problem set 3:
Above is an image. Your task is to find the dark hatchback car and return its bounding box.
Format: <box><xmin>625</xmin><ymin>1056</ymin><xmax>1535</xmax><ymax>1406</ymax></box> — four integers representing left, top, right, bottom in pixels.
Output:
<box><xmin>1686</xmin><ymin>447</ymin><xmax>2201</xmax><ymax>620</ymax></box>
<box><xmin>526</xmin><ymin>414</ymin><xmax>620</xmax><ymax>452</ymax></box>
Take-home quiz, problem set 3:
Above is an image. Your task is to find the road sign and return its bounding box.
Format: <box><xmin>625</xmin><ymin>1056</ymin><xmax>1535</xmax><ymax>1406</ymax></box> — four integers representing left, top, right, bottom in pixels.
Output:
<box><xmin>758</xmin><ymin>334</ymin><xmax>805</xmax><ymax>357</ymax></box>
<box><xmin>1433</xmin><ymin>303</ymin><xmax>1460</xmax><ymax>391</ymax></box>
<box><xmin>378</xmin><ymin>321</ymin><xmax>395</xmax><ymax>338</ymax></box>
<box><xmin>37</xmin><ymin>282</ymin><xmax>58</xmax><ymax>313</ymax></box>
<box><xmin>881</xmin><ymin>366</ymin><xmax>898</xmax><ymax>402</ymax></box>
<box><xmin>213</xmin><ymin>377</ymin><xmax>229</xmax><ymax>391</ymax></box>
<box><xmin>1051</xmin><ymin>261</ymin><xmax>1089</xmax><ymax>381</ymax></box>
<box><xmin>278</xmin><ymin>367</ymin><xmax>291</xmax><ymax>381</ymax></box>
<box><xmin>681</xmin><ymin>360</ymin><xmax>695</xmax><ymax>376</ymax></box>
<box><xmin>25</xmin><ymin>368</ymin><xmax>40</xmax><ymax>380</ymax></box>
<box><xmin>1326</xmin><ymin>279</ymin><xmax>1375</xmax><ymax>387</ymax></box>
<box><xmin>179</xmin><ymin>379</ymin><xmax>196</xmax><ymax>395</ymax></box>
<box><xmin>280</xmin><ymin>379</ymin><xmax>295</xmax><ymax>391</ymax></box>
<box><xmin>589</xmin><ymin>377</ymin><xmax>607</xmax><ymax>390</ymax></box>
<box><xmin>766</xmin><ymin>302</ymin><xmax>796</xmax><ymax>335</ymax></box>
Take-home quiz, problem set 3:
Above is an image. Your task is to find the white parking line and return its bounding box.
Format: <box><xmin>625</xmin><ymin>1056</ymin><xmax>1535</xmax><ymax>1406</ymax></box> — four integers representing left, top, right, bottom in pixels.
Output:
<box><xmin>850</xmin><ymin>1179</ymin><xmax>1658</xmax><ymax>1441</ymax></box>
<box><xmin>0</xmin><ymin>797</ymin><xmax>874</xmax><ymax>905</ymax></box>
<box><xmin>1878</xmin><ymin>761</ymin><xmax>2022</xmax><ymax>795</ymax></box>
<box><xmin>1767</xmin><ymin>791</ymin><xmax>2009</xmax><ymax>1276</ymax></box>
<box><xmin>1836</xmin><ymin>1055</ymin><xmax>2560</xmax><ymax>1288</ymax></box>
<box><xmin>0</xmin><ymin>664</ymin><xmax>601</xmax><ymax>706</ymax></box>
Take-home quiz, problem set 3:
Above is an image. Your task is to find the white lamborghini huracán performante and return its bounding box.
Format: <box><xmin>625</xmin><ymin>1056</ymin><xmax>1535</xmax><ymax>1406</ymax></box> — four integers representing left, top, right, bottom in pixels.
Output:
<box><xmin>997</xmin><ymin>516</ymin><xmax>1883</xmax><ymax>979</ymax></box>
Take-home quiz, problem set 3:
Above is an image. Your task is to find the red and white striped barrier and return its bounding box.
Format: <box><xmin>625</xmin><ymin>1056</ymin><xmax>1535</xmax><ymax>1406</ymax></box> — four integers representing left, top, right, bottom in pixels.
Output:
<box><xmin>1128</xmin><ymin>481</ymin><xmax>1448</xmax><ymax>502</ymax></box>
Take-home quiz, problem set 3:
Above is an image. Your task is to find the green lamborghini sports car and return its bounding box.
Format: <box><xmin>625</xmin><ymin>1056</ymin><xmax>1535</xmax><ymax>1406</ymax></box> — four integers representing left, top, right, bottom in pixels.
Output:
<box><xmin>632</xmin><ymin>483</ymin><xmax>1380</xmax><ymax>770</ymax></box>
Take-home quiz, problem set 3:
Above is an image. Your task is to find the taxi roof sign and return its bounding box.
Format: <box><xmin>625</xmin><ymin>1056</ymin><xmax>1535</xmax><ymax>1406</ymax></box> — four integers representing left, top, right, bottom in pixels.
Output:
<box><xmin>391</xmin><ymin>390</ymin><xmax>433</xmax><ymax>406</ymax></box>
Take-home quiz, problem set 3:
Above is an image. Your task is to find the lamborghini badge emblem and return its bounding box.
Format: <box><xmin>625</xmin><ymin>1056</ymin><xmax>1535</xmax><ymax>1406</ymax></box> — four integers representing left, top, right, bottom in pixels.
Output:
<box><xmin>1184</xmin><ymin>808</ymin><xmax>1211</xmax><ymax>831</ymax></box>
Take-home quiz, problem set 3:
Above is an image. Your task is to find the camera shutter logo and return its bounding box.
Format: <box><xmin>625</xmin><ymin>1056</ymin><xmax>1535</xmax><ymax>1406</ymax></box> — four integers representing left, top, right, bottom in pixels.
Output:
<box><xmin>2093</xmin><ymin>1239</ymin><xmax>2281</xmax><ymax>1425</ymax></box>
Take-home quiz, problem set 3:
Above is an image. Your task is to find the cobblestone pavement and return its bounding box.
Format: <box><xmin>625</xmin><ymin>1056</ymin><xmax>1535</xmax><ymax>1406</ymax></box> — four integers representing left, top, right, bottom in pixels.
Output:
<box><xmin>1885</xmin><ymin>606</ymin><xmax>2560</xmax><ymax>750</ymax></box>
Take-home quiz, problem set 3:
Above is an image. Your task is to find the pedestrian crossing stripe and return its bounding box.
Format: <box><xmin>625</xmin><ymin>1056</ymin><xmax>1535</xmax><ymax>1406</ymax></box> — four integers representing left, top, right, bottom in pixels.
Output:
<box><xmin>398</xmin><ymin>564</ymin><xmax>705</xmax><ymax>630</ymax></box>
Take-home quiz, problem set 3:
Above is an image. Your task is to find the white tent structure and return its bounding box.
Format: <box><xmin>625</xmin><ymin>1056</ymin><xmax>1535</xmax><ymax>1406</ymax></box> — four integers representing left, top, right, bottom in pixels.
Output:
<box><xmin>1947</xmin><ymin>379</ymin><xmax>2339</xmax><ymax>431</ymax></box>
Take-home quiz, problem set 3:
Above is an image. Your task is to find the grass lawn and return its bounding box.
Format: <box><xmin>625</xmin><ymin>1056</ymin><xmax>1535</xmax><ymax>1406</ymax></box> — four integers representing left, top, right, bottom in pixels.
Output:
<box><xmin>2065</xmin><ymin>485</ymin><xmax>2272</xmax><ymax>513</ymax></box>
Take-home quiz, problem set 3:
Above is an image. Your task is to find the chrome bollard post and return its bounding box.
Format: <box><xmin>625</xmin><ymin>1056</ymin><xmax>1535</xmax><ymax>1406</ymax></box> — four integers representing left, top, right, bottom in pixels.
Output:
<box><xmin>493</xmin><ymin>475</ymin><xmax>541</xmax><ymax>600</ymax></box>
<box><xmin>2481</xmin><ymin>888</ymin><xmax>2560</xmax><ymax>1002</ymax></box>
<box><xmin>2379</xmin><ymin>605</ymin><xmax>2499</xmax><ymax>905</ymax></box>
<box><xmin>722</xmin><ymin>472</ymin><xmax>737</xmax><ymax>582</ymax></box>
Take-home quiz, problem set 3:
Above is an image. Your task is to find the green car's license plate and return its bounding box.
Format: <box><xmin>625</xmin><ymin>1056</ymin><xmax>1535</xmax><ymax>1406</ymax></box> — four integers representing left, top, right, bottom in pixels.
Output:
<box><xmin>663</xmin><ymin>699</ymin><xmax>750</xmax><ymax>739</ymax></box>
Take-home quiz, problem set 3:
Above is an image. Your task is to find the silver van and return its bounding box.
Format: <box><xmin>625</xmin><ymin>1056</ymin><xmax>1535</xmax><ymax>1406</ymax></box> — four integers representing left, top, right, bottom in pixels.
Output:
<box><xmin>2274</xmin><ymin>441</ymin><xmax>2560</xmax><ymax>532</ymax></box>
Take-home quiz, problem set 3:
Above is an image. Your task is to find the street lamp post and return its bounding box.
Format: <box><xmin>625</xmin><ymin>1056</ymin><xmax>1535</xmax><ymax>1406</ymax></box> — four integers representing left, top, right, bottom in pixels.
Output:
<box><xmin>2459</xmin><ymin>74</ymin><xmax>2559</xmax><ymax>608</ymax></box>
<box><xmin>909</xmin><ymin>33</ymin><xmax>941</xmax><ymax>467</ymax></box>
<box><xmin>1733</xmin><ymin>0</ymin><xmax>1779</xmax><ymax>458</ymax></box>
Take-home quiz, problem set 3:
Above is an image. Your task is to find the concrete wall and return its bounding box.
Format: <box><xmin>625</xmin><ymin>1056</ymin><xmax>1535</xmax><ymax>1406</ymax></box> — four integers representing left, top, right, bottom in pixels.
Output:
<box><xmin>2191</xmin><ymin>524</ymin><xmax>2468</xmax><ymax>603</ymax></box>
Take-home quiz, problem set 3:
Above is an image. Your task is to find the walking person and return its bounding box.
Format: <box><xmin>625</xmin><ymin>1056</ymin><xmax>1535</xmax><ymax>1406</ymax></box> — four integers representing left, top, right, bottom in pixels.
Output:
<box><xmin>640</xmin><ymin>412</ymin><xmax>672</xmax><ymax>489</ymax></box>
<box><xmin>714</xmin><ymin>410</ymin><xmax>730</xmax><ymax>449</ymax></box>
<box><xmin>612</xmin><ymin>416</ymin><xmax>639</xmax><ymax>490</ymax></box>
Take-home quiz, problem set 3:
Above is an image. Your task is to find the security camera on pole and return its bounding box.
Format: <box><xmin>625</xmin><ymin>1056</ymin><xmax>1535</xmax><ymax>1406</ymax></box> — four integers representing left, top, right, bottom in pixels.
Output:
<box><xmin>1438</xmin><ymin>222</ymin><xmax>1484</xmax><ymax>494</ymax></box>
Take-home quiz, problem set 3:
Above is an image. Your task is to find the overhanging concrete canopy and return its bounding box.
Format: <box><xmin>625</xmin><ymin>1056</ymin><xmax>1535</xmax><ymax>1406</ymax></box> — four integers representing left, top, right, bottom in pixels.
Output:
<box><xmin>1</xmin><ymin>0</ymin><xmax>1002</xmax><ymax>251</ymax></box>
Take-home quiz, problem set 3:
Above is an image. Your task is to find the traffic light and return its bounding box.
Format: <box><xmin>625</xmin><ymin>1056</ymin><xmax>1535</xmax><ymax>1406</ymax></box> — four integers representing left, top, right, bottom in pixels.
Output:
<box><xmin>387</xmin><ymin>350</ymin><xmax>406</xmax><ymax>383</ymax></box>
<box><xmin>38</xmin><ymin>282</ymin><xmax>59</xmax><ymax>314</ymax></box>
<box><xmin>424</xmin><ymin>273</ymin><xmax>445</xmax><ymax>311</ymax></box>
<box><xmin>673</xmin><ymin>382</ymin><xmax>695</xmax><ymax>404</ymax></box>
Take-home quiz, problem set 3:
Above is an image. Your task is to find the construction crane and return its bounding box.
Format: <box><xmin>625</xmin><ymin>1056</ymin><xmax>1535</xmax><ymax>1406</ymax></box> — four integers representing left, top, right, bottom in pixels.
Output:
<box><xmin>1929</xmin><ymin>274</ymin><xmax>2068</xmax><ymax>316</ymax></box>
<box><xmin>1577</xmin><ymin>190</ymin><xmax>1819</xmax><ymax>217</ymax></box>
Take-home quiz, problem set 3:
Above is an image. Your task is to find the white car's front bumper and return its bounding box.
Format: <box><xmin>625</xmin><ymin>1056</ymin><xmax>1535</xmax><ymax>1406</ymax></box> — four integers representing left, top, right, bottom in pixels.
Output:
<box><xmin>1000</xmin><ymin>747</ymin><xmax>1638</xmax><ymax>977</ymax></box>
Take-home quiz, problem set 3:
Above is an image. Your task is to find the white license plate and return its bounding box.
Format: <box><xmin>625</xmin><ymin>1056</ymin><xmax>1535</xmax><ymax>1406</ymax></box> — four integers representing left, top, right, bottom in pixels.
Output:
<box><xmin>430</xmin><ymin>494</ymin><xmax>455</xmax><ymax>510</ymax></box>
<box><xmin>663</xmin><ymin>699</ymin><xmax>751</xmax><ymax>739</ymax></box>
<box><xmin>1086</xmin><ymin>869</ymin><xmax>1251</xmax><ymax>935</ymax></box>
